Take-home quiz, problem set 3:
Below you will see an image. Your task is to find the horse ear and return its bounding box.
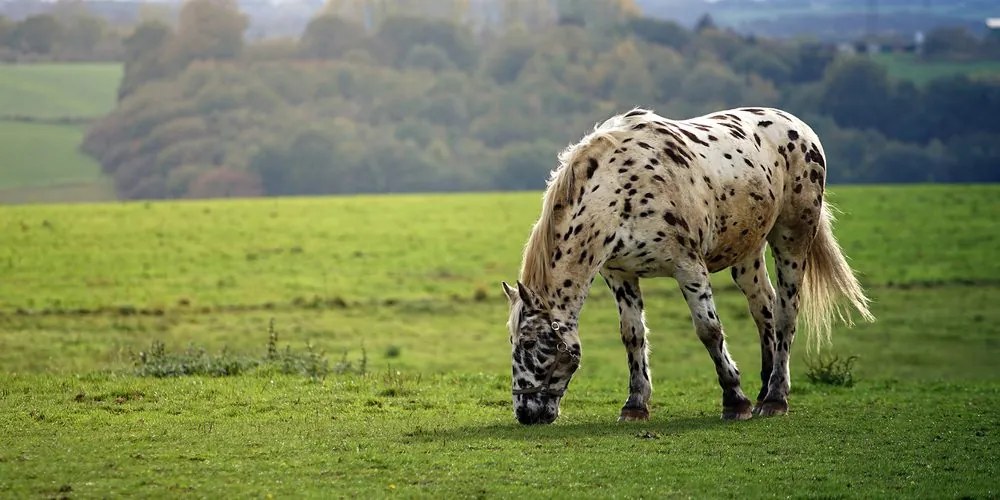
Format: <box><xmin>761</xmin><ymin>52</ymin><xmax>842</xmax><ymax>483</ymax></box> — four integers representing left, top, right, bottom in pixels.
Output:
<box><xmin>501</xmin><ymin>281</ymin><xmax>517</xmax><ymax>304</ymax></box>
<box><xmin>516</xmin><ymin>281</ymin><xmax>540</xmax><ymax>310</ymax></box>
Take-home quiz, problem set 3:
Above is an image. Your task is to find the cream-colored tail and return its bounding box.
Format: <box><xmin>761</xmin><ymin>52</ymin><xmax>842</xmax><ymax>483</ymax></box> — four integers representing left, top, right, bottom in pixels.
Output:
<box><xmin>801</xmin><ymin>203</ymin><xmax>875</xmax><ymax>351</ymax></box>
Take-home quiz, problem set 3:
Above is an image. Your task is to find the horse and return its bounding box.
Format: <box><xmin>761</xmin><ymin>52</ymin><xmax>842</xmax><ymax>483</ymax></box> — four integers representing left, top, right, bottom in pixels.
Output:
<box><xmin>501</xmin><ymin>107</ymin><xmax>874</xmax><ymax>425</ymax></box>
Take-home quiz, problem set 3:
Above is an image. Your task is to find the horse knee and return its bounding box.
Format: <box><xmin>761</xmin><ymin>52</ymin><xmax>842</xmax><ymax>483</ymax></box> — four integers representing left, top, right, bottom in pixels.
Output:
<box><xmin>695</xmin><ymin>321</ymin><xmax>724</xmax><ymax>348</ymax></box>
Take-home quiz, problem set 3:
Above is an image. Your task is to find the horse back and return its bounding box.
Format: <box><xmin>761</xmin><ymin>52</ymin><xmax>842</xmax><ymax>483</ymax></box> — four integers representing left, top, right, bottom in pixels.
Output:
<box><xmin>598</xmin><ymin>107</ymin><xmax>827</xmax><ymax>273</ymax></box>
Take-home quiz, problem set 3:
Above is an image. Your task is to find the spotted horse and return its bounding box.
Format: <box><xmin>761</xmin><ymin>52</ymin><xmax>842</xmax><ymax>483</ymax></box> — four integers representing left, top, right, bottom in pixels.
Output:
<box><xmin>502</xmin><ymin>107</ymin><xmax>875</xmax><ymax>425</ymax></box>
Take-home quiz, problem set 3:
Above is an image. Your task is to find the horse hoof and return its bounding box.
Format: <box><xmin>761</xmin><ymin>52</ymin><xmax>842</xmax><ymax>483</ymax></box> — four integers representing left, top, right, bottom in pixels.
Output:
<box><xmin>756</xmin><ymin>400</ymin><xmax>788</xmax><ymax>417</ymax></box>
<box><xmin>618</xmin><ymin>407</ymin><xmax>650</xmax><ymax>422</ymax></box>
<box><xmin>722</xmin><ymin>401</ymin><xmax>753</xmax><ymax>421</ymax></box>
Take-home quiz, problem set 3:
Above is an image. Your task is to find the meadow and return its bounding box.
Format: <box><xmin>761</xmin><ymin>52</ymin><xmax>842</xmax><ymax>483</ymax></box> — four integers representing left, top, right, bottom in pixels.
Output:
<box><xmin>1</xmin><ymin>185</ymin><xmax>998</xmax><ymax>497</ymax></box>
<box><xmin>0</xmin><ymin>64</ymin><xmax>120</xmax><ymax>120</ymax></box>
<box><xmin>0</xmin><ymin>64</ymin><xmax>120</xmax><ymax>203</ymax></box>
<box><xmin>873</xmin><ymin>53</ymin><xmax>1000</xmax><ymax>86</ymax></box>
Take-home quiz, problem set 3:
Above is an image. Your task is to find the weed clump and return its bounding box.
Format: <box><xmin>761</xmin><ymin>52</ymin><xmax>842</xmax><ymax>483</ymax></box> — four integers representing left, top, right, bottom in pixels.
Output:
<box><xmin>805</xmin><ymin>354</ymin><xmax>858</xmax><ymax>387</ymax></box>
<box><xmin>133</xmin><ymin>319</ymin><xmax>365</xmax><ymax>380</ymax></box>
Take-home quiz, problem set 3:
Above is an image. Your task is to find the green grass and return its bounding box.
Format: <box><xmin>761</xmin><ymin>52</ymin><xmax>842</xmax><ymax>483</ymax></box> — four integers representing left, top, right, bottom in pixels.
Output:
<box><xmin>0</xmin><ymin>178</ymin><xmax>116</xmax><ymax>204</ymax></box>
<box><xmin>0</xmin><ymin>63</ymin><xmax>121</xmax><ymax>120</ymax></box>
<box><xmin>2</xmin><ymin>374</ymin><xmax>995</xmax><ymax>498</ymax></box>
<box><xmin>0</xmin><ymin>64</ymin><xmax>121</xmax><ymax>202</ymax></box>
<box><xmin>1</xmin><ymin>185</ymin><xmax>998</xmax><ymax>497</ymax></box>
<box><xmin>0</xmin><ymin>120</ymin><xmax>108</xmax><ymax>191</ymax></box>
<box><xmin>873</xmin><ymin>53</ymin><xmax>1000</xmax><ymax>86</ymax></box>
<box><xmin>1</xmin><ymin>185</ymin><xmax>996</xmax><ymax>311</ymax></box>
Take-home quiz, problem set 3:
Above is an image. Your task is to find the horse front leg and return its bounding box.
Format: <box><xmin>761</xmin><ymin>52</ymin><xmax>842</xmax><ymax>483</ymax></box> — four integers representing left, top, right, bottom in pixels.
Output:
<box><xmin>602</xmin><ymin>270</ymin><xmax>651</xmax><ymax>421</ymax></box>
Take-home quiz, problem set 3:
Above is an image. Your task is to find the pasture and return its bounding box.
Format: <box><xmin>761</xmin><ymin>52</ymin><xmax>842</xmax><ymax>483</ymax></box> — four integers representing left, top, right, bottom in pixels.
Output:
<box><xmin>0</xmin><ymin>64</ymin><xmax>120</xmax><ymax>120</ymax></box>
<box><xmin>873</xmin><ymin>53</ymin><xmax>1000</xmax><ymax>86</ymax></box>
<box><xmin>1</xmin><ymin>185</ymin><xmax>998</xmax><ymax>497</ymax></box>
<box><xmin>0</xmin><ymin>63</ymin><xmax>120</xmax><ymax>204</ymax></box>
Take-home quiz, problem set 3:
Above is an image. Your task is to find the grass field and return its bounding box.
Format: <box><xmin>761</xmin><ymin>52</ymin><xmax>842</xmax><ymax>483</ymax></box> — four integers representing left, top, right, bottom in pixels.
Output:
<box><xmin>0</xmin><ymin>64</ymin><xmax>121</xmax><ymax>120</ymax></box>
<box><xmin>0</xmin><ymin>63</ymin><xmax>120</xmax><ymax>204</ymax></box>
<box><xmin>1</xmin><ymin>186</ymin><xmax>998</xmax><ymax>497</ymax></box>
<box><xmin>873</xmin><ymin>53</ymin><xmax>1000</xmax><ymax>86</ymax></box>
<box><xmin>0</xmin><ymin>121</ymin><xmax>106</xmax><ymax>189</ymax></box>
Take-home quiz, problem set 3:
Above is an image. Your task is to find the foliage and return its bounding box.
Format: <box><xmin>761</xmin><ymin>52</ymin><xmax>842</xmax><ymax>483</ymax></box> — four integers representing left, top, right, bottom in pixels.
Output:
<box><xmin>0</xmin><ymin>11</ymin><xmax>121</xmax><ymax>61</ymax></box>
<box><xmin>924</xmin><ymin>26</ymin><xmax>991</xmax><ymax>59</ymax></box>
<box><xmin>133</xmin><ymin>319</ymin><xmax>343</xmax><ymax>380</ymax></box>
<box><xmin>79</xmin><ymin>7</ymin><xmax>1000</xmax><ymax>200</ymax></box>
<box><xmin>804</xmin><ymin>354</ymin><xmax>858</xmax><ymax>387</ymax></box>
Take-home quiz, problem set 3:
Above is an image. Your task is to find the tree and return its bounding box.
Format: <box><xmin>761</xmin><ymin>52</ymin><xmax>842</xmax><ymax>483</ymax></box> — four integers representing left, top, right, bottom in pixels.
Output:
<box><xmin>865</xmin><ymin>142</ymin><xmax>939</xmax><ymax>183</ymax></box>
<box><xmin>403</xmin><ymin>44</ymin><xmax>455</xmax><ymax>72</ymax></box>
<box><xmin>626</xmin><ymin>17</ymin><xmax>691</xmax><ymax>51</ymax></box>
<box><xmin>730</xmin><ymin>47</ymin><xmax>792</xmax><ymax>83</ymax></box>
<box><xmin>554</xmin><ymin>0</ymin><xmax>638</xmax><ymax>28</ymax></box>
<box><xmin>170</xmin><ymin>0</ymin><xmax>248</xmax><ymax>66</ymax></box>
<box><xmin>944</xmin><ymin>134</ymin><xmax>1000</xmax><ymax>182</ymax></box>
<box><xmin>922</xmin><ymin>76</ymin><xmax>1000</xmax><ymax>141</ymax></box>
<box><xmin>790</xmin><ymin>42</ymin><xmax>836</xmax><ymax>83</ymax></box>
<box><xmin>495</xmin><ymin>141</ymin><xmax>555</xmax><ymax>190</ymax></box>
<box><xmin>62</xmin><ymin>14</ymin><xmax>106</xmax><ymax>55</ymax></box>
<box><xmin>375</xmin><ymin>16</ymin><xmax>477</xmax><ymax>71</ymax></box>
<box><xmin>0</xmin><ymin>16</ymin><xmax>13</xmax><ymax>49</ymax></box>
<box><xmin>11</xmin><ymin>15</ymin><xmax>63</xmax><ymax>54</ymax></box>
<box><xmin>694</xmin><ymin>13</ymin><xmax>716</xmax><ymax>33</ymax></box>
<box><xmin>120</xmin><ymin>21</ymin><xmax>175</xmax><ymax>99</ymax></box>
<box><xmin>501</xmin><ymin>0</ymin><xmax>556</xmax><ymax>31</ymax></box>
<box><xmin>819</xmin><ymin>57</ymin><xmax>894</xmax><ymax>132</ymax></box>
<box><xmin>300</xmin><ymin>14</ymin><xmax>368</xmax><ymax>59</ymax></box>
<box><xmin>924</xmin><ymin>26</ymin><xmax>980</xmax><ymax>59</ymax></box>
<box><xmin>482</xmin><ymin>33</ymin><xmax>535</xmax><ymax>83</ymax></box>
<box><xmin>187</xmin><ymin>167</ymin><xmax>263</xmax><ymax>198</ymax></box>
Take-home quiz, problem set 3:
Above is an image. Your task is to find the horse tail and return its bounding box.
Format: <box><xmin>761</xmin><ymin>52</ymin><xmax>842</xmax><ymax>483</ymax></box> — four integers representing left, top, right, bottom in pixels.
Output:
<box><xmin>800</xmin><ymin>202</ymin><xmax>875</xmax><ymax>350</ymax></box>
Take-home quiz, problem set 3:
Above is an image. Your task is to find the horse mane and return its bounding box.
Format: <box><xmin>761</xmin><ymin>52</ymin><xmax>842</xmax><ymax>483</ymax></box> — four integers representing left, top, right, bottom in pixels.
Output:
<box><xmin>519</xmin><ymin>111</ymin><xmax>640</xmax><ymax>293</ymax></box>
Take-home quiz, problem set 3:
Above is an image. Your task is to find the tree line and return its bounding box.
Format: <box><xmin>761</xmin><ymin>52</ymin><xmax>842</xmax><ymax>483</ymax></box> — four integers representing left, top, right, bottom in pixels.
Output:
<box><xmin>81</xmin><ymin>0</ymin><xmax>1000</xmax><ymax>199</ymax></box>
<box><xmin>0</xmin><ymin>5</ymin><xmax>130</xmax><ymax>61</ymax></box>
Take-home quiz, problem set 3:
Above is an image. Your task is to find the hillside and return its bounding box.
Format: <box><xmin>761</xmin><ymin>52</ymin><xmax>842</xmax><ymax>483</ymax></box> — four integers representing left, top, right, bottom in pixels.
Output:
<box><xmin>0</xmin><ymin>63</ymin><xmax>121</xmax><ymax>203</ymax></box>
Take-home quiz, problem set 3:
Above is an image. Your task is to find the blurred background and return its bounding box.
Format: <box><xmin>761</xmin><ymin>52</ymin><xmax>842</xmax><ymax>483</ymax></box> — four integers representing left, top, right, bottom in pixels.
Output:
<box><xmin>0</xmin><ymin>0</ymin><xmax>998</xmax><ymax>204</ymax></box>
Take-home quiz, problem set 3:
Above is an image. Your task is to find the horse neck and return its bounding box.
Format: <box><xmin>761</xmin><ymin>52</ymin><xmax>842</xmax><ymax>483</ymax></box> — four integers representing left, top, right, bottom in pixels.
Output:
<box><xmin>536</xmin><ymin>256</ymin><xmax>601</xmax><ymax>329</ymax></box>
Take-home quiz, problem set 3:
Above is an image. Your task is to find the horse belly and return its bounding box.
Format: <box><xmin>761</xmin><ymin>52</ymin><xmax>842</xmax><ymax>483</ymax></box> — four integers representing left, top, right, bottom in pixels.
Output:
<box><xmin>703</xmin><ymin>172</ymin><xmax>781</xmax><ymax>272</ymax></box>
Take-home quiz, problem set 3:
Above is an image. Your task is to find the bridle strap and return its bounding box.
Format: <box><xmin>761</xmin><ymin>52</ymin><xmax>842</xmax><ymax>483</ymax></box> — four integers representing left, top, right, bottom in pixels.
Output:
<box><xmin>512</xmin><ymin>341</ymin><xmax>579</xmax><ymax>397</ymax></box>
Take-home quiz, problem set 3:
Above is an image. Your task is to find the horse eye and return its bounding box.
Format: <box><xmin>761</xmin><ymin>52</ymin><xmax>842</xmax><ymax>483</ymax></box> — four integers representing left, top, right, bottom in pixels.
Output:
<box><xmin>521</xmin><ymin>340</ymin><xmax>537</xmax><ymax>350</ymax></box>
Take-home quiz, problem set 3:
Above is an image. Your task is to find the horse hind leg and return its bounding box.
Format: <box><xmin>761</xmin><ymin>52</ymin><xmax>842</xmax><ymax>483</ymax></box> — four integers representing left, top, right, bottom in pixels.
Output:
<box><xmin>730</xmin><ymin>246</ymin><xmax>778</xmax><ymax>415</ymax></box>
<box><xmin>602</xmin><ymin>270</ymin><xmax>651</xmax><ymax>421</ymax></box>
<box><xmin>759</xmin><ymin>223</ymin><xmax>814</xmax><ymax>417</ymax></box>
<box><xmin>675</xmin><ymin>263</ymin><xmax>752</xmax><ymax>420</ymax></box>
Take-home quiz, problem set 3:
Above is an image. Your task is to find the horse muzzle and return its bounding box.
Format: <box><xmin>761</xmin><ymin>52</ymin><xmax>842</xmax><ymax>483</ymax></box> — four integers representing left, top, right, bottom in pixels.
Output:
<box><xmin>515</xmin><ymin>404</ymin><xmax>559</xmax><ymax>425</ymax></box>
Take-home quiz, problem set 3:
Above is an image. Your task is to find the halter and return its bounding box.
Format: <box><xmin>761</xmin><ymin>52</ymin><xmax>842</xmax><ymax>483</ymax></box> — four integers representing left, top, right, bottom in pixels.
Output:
<box><xmin>511</xmin><ymin>326</ymin><xmax>580</xmax><ymax>398</ymax></box>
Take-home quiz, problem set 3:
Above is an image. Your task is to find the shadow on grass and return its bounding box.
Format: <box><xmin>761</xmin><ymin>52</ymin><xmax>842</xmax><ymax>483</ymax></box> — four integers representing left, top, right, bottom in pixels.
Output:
<box><xmin>415</xmin><ymin>414</ymin><xmax>739</xmax><ymax>442</ymax></box>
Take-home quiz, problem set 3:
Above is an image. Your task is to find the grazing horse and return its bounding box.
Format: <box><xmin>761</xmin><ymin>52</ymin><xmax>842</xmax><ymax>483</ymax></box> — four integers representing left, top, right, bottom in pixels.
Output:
<box><xmin>502</xmin><ymin>107</ymin><xmax>874</xmax><ymax>425</ymax></box>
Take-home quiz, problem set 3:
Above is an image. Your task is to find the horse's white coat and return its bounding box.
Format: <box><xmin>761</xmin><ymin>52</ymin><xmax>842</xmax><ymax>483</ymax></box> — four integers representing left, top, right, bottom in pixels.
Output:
<box><xmin>506</xmin><ymin>107</ymin><xmax>873</xmax><ymax>424</ymax></box>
